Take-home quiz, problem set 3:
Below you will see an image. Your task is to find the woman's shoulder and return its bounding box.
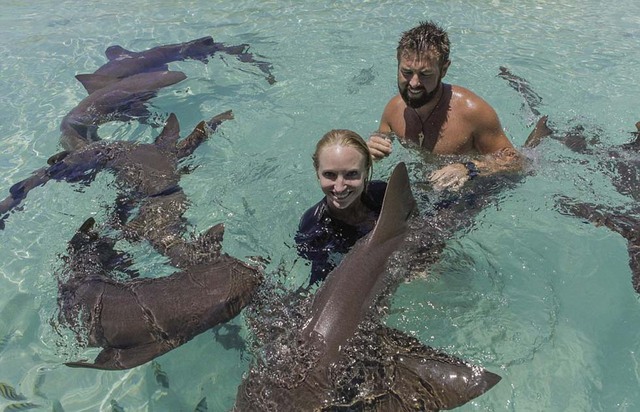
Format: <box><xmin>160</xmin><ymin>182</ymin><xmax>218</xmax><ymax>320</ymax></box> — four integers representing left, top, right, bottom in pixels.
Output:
<box><xmin>297</xmin><ymin>198</ymin><xmax>328</xmax><ymax>233</ymax></box>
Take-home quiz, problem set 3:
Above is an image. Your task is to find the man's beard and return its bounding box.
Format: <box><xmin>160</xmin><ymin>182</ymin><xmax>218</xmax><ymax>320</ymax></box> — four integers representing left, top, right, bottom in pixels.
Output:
<box><xmin>399</xmin><ymin>79</ymin><xmax>441</xmax><ymax>109</ymax></box>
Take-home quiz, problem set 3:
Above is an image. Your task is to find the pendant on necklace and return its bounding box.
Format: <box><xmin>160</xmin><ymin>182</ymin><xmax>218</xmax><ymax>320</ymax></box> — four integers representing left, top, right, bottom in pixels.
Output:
<box><xmin>418</xmin><ymin>131</ymin><xmax>425</xmax><ymax>147</ymax></box>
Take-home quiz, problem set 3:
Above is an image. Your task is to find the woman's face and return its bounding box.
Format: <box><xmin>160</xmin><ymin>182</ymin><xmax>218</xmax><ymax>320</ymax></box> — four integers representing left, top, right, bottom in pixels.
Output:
<box><xmin>316</xmin><ymin>144</ymin><xmax>367</xmax><ymax>211</ymax></box>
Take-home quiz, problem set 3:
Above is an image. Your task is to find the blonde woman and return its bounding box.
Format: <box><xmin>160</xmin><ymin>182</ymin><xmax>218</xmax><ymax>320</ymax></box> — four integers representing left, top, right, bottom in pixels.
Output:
<box><xmin>295</xmin><ymin>129</ymin><xmax>386</xmax><ymax>284</ymax></box>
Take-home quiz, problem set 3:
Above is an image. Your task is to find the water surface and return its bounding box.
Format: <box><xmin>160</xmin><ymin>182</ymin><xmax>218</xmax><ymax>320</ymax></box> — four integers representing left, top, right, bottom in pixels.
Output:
<box><xmin>1</xmin><ymin>1</ymin><xmax>640</xmax><ymax>410</ymax></box>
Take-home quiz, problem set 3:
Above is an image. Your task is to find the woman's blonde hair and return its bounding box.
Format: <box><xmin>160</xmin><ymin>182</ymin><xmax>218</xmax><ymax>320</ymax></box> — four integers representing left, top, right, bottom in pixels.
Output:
<box><xmin>312</xmin><ymin>129</ymin><xmax>373</xmax><ymax>183</ymax></box>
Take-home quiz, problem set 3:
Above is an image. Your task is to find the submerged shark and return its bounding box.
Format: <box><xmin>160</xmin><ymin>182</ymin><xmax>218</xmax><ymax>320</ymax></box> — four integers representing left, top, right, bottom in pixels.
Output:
<box><xmin>59</xmin><ymin>217</ymin><xmax>262</xmax><ymax>370</ymax></box>
<box><xmin>554</xmin><ymin>122</ymin><xmax>640</xmax><ymax>293</ymax></box>
<box><xmin>75</xmin><ymin>36</ymin><xmax>275</xmax><ymax>92</ymax></box>
<box><xmin>62</xmin><ymin>36</ymin><xmax>275</xmax><ymax>150</ymax></box>
<box><xmin>498</xmin><ymin>66</ymin><xmax>544</xmax><ymax>119</ymax></box>
<box><xmin>557</xmin><ymin>198</ymin><xmax>640</xmax><ymax>293</ymax></box>
<box><xmin>499</xmin><ymin>67</ymin><xmax>640</xmax><ymax>293</ymax></box>
<box><xmin>60</xmin><ymin>70</ymin><xmax>188</xmax><ymax>151</ymax></box>
<box><xmin>235</xmin><ymin>163</ymin><xmax>501</xmax><ymax>411</ymax></box>
<box><xmin>2</xmin><ymin>111</ymin><xmax>232</xmax><ymax>268</ymax></box>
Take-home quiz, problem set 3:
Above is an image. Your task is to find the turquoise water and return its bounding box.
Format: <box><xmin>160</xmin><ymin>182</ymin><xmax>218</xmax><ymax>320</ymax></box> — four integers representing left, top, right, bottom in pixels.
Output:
<box><xmin>1</xmin><ymin>0</ymin><xmax>640</xmax><ymax>410</ymax></box>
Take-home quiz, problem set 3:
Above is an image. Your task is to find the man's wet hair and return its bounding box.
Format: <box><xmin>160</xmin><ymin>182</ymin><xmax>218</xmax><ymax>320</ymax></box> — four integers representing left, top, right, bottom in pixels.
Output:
<box><xmin>397</xmin><ymin>21</ymin><xmax>450</xmax><ymax>65</ymax></box>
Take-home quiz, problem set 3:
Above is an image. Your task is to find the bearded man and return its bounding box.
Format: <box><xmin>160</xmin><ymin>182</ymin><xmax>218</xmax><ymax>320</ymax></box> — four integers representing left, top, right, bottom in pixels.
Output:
<box><xmin>368</xmin><ymin>21</ymin><xmax>523</xmax><ymax>191</ymax></box>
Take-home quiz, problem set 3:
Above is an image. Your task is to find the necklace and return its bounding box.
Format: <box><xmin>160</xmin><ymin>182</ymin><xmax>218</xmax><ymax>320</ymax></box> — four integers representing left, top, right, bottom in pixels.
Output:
<box><xmin>415</xmin><ymin>87</ymin><xmax>444</xmax><ymax>148</ymax></box>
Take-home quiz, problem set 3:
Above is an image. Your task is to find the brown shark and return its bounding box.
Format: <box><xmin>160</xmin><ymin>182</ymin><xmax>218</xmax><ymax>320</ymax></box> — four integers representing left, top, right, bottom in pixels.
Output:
<box><xmin>235</xmin><ymin>162</ymin><xmax>501</xmax><ymax>411</ymax></box>
<box><xmin>499</xmin><ymin>68</ymin><xmax>640</xmax><ymax>293</ymax></box>
<box><xmin>2</xmin><ymin>111</ymin><xmax>233</xmax><ymax>269</ymax></box>
<box><xmin>60</xmin><ymin>70</ymin><xmax>188</xmax><ymax>151</ymax></box>
<box><xmin>63</xmin><ymin>36</ymin><xmax>275</xmax><ymax>150</ymax></box>
<box><xmin>75</xmin><ymin>36</ymin><xmax>275</xmax><ymax>94</ymax></box>
<box><xmin>59</xmin><ymin>217</ymin><xmax>262</xmax><ymax>370</ymax></box>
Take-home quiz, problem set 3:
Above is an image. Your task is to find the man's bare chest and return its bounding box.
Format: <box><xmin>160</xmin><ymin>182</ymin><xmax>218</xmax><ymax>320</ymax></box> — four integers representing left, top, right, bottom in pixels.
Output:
<box><xmin>397</xmin><ymin>115</ymin><xmax>474</xmax><ymax>155</ymax></box>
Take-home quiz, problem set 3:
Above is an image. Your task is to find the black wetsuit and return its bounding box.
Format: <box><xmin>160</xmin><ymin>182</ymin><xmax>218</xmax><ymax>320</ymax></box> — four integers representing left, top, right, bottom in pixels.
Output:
<box><xmin>295</xmin><ymin>181</ymin><xmax>386</xmax><ymax>285</ymax></box>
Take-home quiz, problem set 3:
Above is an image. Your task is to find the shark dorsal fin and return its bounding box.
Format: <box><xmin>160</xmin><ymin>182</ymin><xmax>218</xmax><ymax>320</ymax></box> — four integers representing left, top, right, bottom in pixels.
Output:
<box><xmin>154</xmin><ymin>113</ymin><xmax>181</xmax><ymax>148</ymax></box>
<box><xmin>105</xmin><ymin>45</ymin><xmax>132</xmax><ymax>61</ymax></box>
<box><xmin>304</xmin><ymin>161</ymin><xmax>415</xmax><ymax>366</ymax></box>
<box><xmin>75</xmin><ymin>74</ymin><xmax>119</xmax><ymax>94</ymax></box>
<box><xmin>369</xmin><ymin>162</ymin><xmax>416</xmax><ymax>246</ymax></box>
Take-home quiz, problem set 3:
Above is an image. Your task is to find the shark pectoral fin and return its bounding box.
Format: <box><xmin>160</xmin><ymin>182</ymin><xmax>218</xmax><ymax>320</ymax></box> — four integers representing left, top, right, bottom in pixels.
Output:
<box><xmin>376</xmin><ymin>325</ymin><xmax>501</xmax><ymax>410</ymax></box>
<box><xmin>398</xmin><ymin>356</ymin><xmax>501</xmax><ymax>410</ymax></box>
<box><xmin>47</xmin><ymin>150</ymin><xmax>71</xmax><ymax>165</ymax></box>
<box><xmin>75</xmin><ymin>74</ymin><xmax>120</xmax><ymax>94</ymax></box>
<box><xmin>65</xmin><ymin>341</ymin><xmax>175</xmax><ymax>370</ymax></box>
<box><xmin>175</xmin><ymin>110</ymin><xmax>233</xmax><ymax>158</ymax></box>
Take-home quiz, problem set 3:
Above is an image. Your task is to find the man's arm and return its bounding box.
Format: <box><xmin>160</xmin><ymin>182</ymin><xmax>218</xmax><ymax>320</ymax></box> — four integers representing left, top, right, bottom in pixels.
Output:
<box><xmin>429</xmin><ymin>98</ymin><xmax>524</xmax><ymax>191</ymax></box>
<box><xmin>470</xmin><ymin>103</ymin><xmax>524</xmax><ymax>174</ymax></box>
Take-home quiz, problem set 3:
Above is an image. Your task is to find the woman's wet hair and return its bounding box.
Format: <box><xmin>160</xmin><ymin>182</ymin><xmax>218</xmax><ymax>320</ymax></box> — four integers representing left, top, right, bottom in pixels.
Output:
<box><xmin>397</xmin><ymin>20</ymin><xmax>450</xmax><ymax>65</ymax></box>
<box><xmin>312</xmin><ymin>129</ymin><xmax>373</xmax><ymax>183</ymax></box>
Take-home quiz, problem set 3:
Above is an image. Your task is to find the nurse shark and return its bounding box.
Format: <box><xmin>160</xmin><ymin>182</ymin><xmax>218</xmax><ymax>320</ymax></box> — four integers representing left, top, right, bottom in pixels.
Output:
<box><xmin>499</xmin><ymin>67</ymin><xmax>640</xmax><ymax>293</ymax></box>
<box><xmin>554</xmin><ymin>122</ymin><xmax>640</xmax><ymax>293</ymax></box>
<box><xmin>1</xmin><ymin>111</ymin><xmax>232</xmax><ymax>268</ymax></box>
<box><xmin>235</xmin><ymin>163</ymin><xmax>502</xmax><ymax>411</ymax></box>
<box><xmin>59</xmin><ymin>217</ymin><xmax>262</xmax><ymax>370</ymax></box>
<box><xmin>556</xmin><ymin>198</ymin><xmax>640</xmax><ymax>293</ymax></box>
<box><xmin>75</xmin><ymin>35</ymin><xmax>275</xmax><ymax>92</ymax></box>
<box><xmin>60</xmin><ymin>70</ymin><xmax>188</xmax><ymax>151</ymax></box>
<box><xmin>63</xmin><ymin>36</ymin><xmax>275</xmax><ymax>150</ymax></box>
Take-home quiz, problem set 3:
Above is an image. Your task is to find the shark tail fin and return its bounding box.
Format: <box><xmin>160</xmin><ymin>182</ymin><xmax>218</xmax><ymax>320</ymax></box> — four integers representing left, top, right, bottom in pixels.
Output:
<box><xmin>369</xmin><ymin>162</ymin><xmax>416</xmax><ymax>246</ymax></box>
<box><xmin>0</xmin><ymin>167</ymin><xmax>52</xmax><ymax>226</ymax></box>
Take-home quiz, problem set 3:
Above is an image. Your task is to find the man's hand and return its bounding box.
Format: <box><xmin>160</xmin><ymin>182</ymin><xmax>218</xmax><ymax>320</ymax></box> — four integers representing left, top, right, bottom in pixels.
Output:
<box><xmin>367</xmin><ymin>133</ymin><xmax>393</xmax><ymax>160</ymax></box>
<box><xmin>428</xmin><ymin>163</ymin><xmax>470</xmax><ymax>191</ymax></box>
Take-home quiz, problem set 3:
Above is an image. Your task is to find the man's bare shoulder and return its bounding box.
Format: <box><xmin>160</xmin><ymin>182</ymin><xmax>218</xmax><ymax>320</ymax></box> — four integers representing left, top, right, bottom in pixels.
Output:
<box><xmin>449</xmin><ymin>84</ymin><xmax>500</xmax><ymax>123</ymax></box>
<box><xmin>380</xmin><ymin>94</ymin><xmax>406</xmax><ymax>132</ymax></box>
<box><xmin>450</xmin><ymin>85</ymin><xmax>492</xmax><ymax>111</ymax></box>
<box><xmin>382</xmin><ymin>94</ymin><xmax>405</xmax><ymax>114</ymax></box>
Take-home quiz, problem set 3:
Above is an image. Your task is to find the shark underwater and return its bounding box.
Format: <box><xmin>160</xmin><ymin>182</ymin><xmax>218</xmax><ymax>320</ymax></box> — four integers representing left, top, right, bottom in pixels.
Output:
<box><xmin>60</xmin><ymin>70</ymin><xmax>188</xmax><ymax>151</ymax></box>
<box><xmin>1</xmin><ymin>111</ymin><xmax>235</xmax><ymax>268</ymax></box>
<box><xmin>62</xmin><ymin>36</ymin><xmax>275</xmax><ymax>151</ymax></box>
<box><xmin>553</xmin><ymin>122</ymin><xmax>640</xmax><ymax>293</ymax></box>
<box><xmin>58</xmin><ymin>216</ymin><xmax>262</xmax><ymax>370</ymax></box>
<box><xmin>76</xmin><ymin>35</ymin><xmax>275</xmax><ymax>89</ymax></box>
<box><xmin>235</xmin><ymin>163</ymin><xmax>502</xmax><ymax>411</ymax></box>
<box><xmin>0</xmin><ymin>36</ymin><xmax>276</xmax><ymax>229</ymax></box>
<box><xmin>499</xmin><ymin>67</ymin><xmax>640</xmax><ymax>293</ymax></box>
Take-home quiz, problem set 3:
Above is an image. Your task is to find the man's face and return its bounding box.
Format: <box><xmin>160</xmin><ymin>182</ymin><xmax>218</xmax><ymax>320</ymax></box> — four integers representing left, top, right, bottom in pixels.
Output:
<box><xmin>397</xmin><ymin>52</ymin><xmax>449</xmax><ymax>109</ymax></box>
